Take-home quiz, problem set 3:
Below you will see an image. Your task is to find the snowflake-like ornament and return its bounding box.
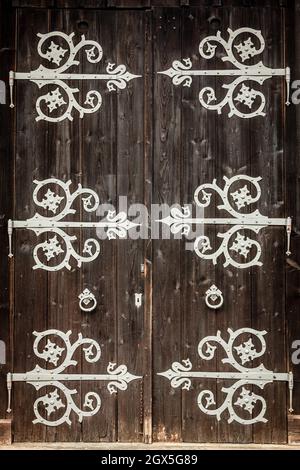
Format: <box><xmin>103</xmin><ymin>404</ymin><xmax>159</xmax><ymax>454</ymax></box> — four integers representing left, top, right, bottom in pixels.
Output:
<box><xmin>40</xmin><ymin>189</ymin><xmax>64</xmax><ymax>214</ymax></box>
<box><xmin>234</xmin><ymin>37</ymin><xmax>257</xmax><ymax>62</ymax></box>
<box><xmin>234</xmin><ymin>338</ymin><xmax>259</xmax><ymax>364</ymax></box>
<box><xmin>234</xmin><ymin>388</ymin><xmax>259</xmax><ymax>414</ymax></box>
<box><xmin>231</xmin><ymin>185</ymin><xmax>253</xmax><ymax>209</ymax></box>
<box><xmin>41</xmin><ymin>235</ymin><xmax>64</xmax><ymax>261</ymax></box>
<box><xmin>40</xmin><ymin>339</ymin><xmax>65</xmax><ymax>366</ymax></box>
<box><xmin>234</xmin><ymin>84</ymin><xmax>259</xmax><ymax>109</ymax></box>
<box><xmin>45</xmin><ymin>41</ymin><xmax>67</xmax><ymax>66</ymax></box>
<box><xmin>44</xmin><ymin>88</ymin><xmax>66</xmax><ymax>113</ymax></box>
<box><xmin>230</xmin><ymin>233</ymin><xmax>253</xmax><ymax>259</ymax></box>
<box><xmin>41</xmin><ymin>389</ymin><xmax>65</xmax><ymax>416</ymax></box>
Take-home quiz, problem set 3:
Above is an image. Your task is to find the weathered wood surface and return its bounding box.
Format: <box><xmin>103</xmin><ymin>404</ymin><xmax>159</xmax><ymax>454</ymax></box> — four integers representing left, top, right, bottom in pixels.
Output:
<box><xmin>0</xmin><ymin>0</ymin><xmax>14</xmax><ymax>423</ymax></box>
<box><xmin>0</xmin><ymin>0</ymin><xmax>299</xmax><ymax>444</ymax></box>
<box><xmin>287</xmin><ymin>0</ymin><xmax>300</xmax><ymax>425</ymax></box>
<box><xmin>10</xmin><ymin>1</ymin><xmax>291</xmax><ymax>8</ymax></box>
<box><xmin>152</xmin><ymin>8</ymin><xmax>182</xmax><ymax>442</ymax></box>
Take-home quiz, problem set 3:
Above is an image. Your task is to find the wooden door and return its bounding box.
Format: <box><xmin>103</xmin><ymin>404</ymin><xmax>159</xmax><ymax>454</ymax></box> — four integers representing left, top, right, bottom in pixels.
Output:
<box><xmin>4</xmin><ymin>4</ymin><xmax>150</xmax><ymax>443</ymax></box>
<box><xmin>0</xmin><ymin>0</ymin><xmax>299</xmax><ymax>445</ymax></box>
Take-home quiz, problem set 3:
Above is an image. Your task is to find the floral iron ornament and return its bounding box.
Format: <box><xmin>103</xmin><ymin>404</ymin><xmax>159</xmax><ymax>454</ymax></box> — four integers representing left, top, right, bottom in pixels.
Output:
<box><xmin>158</xmin><ymin>27</ymin><xmax>290</xmax><ymax>118</ymax></box>
<box><xmin>8</xmin><ymin>178</ymin><xmax>138</xmax><ymax>271</ymax></box>
<box><xmin>9</xmin><ymin>31</ymin><xmax>141</xmax><ymax>122</ymax></box>
<box><xmin>158</xmin><ymin>328</ymin><xmax>293</xmax><ymax>425</ymax></box>
<box><xmin>6</xmin><ymin>329</ymin><xmax>141</xmax><ymax>426</ymax></box>
<box><xmin>157</xmin><ymin>174</ymin><xmax>292</xmax><ymax>269</ymax></box>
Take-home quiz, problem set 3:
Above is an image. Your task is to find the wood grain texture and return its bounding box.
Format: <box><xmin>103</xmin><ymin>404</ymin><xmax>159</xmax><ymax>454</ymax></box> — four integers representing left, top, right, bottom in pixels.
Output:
<box><xmin>13</xmin><ymin>7</ymin><xmax>49</xmax><ymax>442</ymax></box>
<box><xmin>249</xmin><ymin>6</ymin><xmax>287</xmax><ymax>444</ymax></box>
<box><xmin>286</xmin><ymin>0</ymin><xmax>300</xmax><ymax>430</ymax></box>
<box><xmin>45</xmin><ymin>8</ymin><xmax>83</xmax><ymax>443</ymax></box>
<box><xmin>213</xmin><ymin>5</ymin><xmax>252</xmax><ymax>444</ymax></box>
<box><xmin>80</xmin><ymin>9</ymin><xmax>118</xmax><ymax>443</ymax></box>
<box><xmin>0</xmin><ymin>0</ymin><xmax>14</xmax><ymax>427</ymax></box>
<box><xmin>181</xmin><ymin>6</ymin><xmax>218</xmax><ymax>443</ymax></box>
<box><xmin>152</xmin><ymin>7</ymin><xmax>182</xmax><ymax>443</ymax></box>
<box><xmin>0</xmin><ymin>0</ymin><xmax>297</xmax><ymax>444</ymax></box>
<box><xmin>142</xmin><ymin>8</ymin><xmax>153</xmax><ymax>444</ymax></box>
<box><xmin>115</xmin><ymin>9</ymin><xmax>145</xmax><ymax>442</ymax></box>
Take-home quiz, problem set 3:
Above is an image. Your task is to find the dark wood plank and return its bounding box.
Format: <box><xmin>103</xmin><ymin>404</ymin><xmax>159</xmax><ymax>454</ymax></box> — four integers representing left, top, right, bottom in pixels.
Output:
<box><xmin>0</xmin><ymin>0</ymin><xmax>14</xmax><ymax>426</ymax></box>
<box><xmin>181</xmin><ymin>5</ymin><xmax>218</xmax><ymax>443</ymax></box>
<box><xmin>250</xmin><ymin>6</ymin><xmax>287</xmax><ymax>444</ymax></box>
<box><xmin>81</xmin><ymin>9</ymin><xmax>118</xmax><ymax>443</ymax></box>
<box><xmin>142</xmin><ymin>8</ymin><xmax>154</xmax><ymax>444</ymax></box>
<box><xmin>212</xmin><ymin>6</ymin><xmax>252</xmax><ymax>444</ymax></box>
<box><xmin>13</xmin><ymin>7</ymin><xmax>49</xmax><ymax>442</ymax></box>
<box><xmin>115</xmin><ymin>9</ymin><xmax>145</xmax><ymax>442</ymax></box>
<box><xmin>107</xmin><ymin>0</ymin><xmax>150</xmax><ymax>6</ymax></box>
<box><xmin>152</xmin><ymin>7</ymin><xmax>182</xmax><ymax>442</ymax></box>
<box><xmin>12</xmin><ymin>1</ymin><xmax>106</xmax><ymax>7</ymax></box>
<box><xmin>45</xmin><ymin>8</ymin><xmax>83</xmax><ymax>443</ymax></box>
<box><xmin>286</xmin><ymin>0</ymin><xmax>300</xmax><ymax>432</ymax></box>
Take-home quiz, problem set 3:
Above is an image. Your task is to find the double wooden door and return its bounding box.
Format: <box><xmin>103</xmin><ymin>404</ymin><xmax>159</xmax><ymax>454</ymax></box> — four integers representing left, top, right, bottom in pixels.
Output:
<box><xmin>0</xmin><ymin>1</ymin><xmax>298</xmax><ymax>444</ymax></box>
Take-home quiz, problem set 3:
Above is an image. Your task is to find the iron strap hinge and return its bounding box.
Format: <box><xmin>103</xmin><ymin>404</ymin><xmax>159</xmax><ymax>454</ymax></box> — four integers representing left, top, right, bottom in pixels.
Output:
<box><xmin>6</xmin><ymin>329</ymin><xmax>142</xmax><ymax>426</ymax></box>
<box><xmin>158</xmin><ymin>27</ymin><xmax>290</xmax><ymax>119</ymax></box>
<box><xmin>9</xmin><ymin>31</ymin><xmax>141</xmax><ymax>122</ymax></box>
<box><xmin>158</xmin><ymin>328</ymin><xmax>294</xmax><ymax>425</ymax></box>
<box><xmin>8</xmin><ymin>176</ymin><xmax>292</xmax><ymax>271</ymax></box>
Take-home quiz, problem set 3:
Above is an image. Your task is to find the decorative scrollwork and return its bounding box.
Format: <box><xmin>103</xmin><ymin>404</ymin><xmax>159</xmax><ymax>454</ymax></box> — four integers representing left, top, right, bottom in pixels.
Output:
<box><xmin>78</xmin><ymin>288</ymin><xmax>97</xmax><ymax>312</ymax></box>
<box><xmin>198</xmin><ymin>76</ymin><xmax>267</xmax><ymax>119</ymax></box>
<box><xmin>198</xmin><ymin>28</ymin><xmax>265</xmax><ymax>68</ymax></box>
<box><xmin>32</xmin><ymin>178</ymin><xmax>99</xmax><ymax>221</ymax></box>
<box><xmin>35</xmin><ymin>81</ymin><xmax>102</xmax><ymax>122</ymax></box>
<box><xmin>32</xmin><ymin>329</ymin><xmax>101</xmax><ymax>372</ymax></box>
<box><xmin>205</xmin><ymin>285</ymin><xmax>224</xmax><ymax>309</ymax></box>
<box><xmin>158</xmin><ymin>328</ymin><xmax>292</xmax><ymax>425</ymax></box>
<box><xmin>158</xmin><ymin>27</ymin><xmax>290</xmax><ymax>118</ymax></box>
<box><xmin>37</xmin><ymin>31</ymin><xmax>103</xmax><ymax>70</ymax></box>
<box><xmin>8</xmin><ymin>329</ymin><xmax>141</xmax><ymax>427</ymax></box>
<box><xmin>107</xmin><ymin>362</ymin><xmax>142</xmax><ymax>394</ymax></box>
<box><xmin>197</xmin><ymin>328</ymin><xmax>267</xmax><ymax>372</ymax></box>
<box><xmin>157</xmin><ymin>174</ymin><xmax>290</xmax><ymax>269</ymax></box>
<box><xmin>193</xmin><ymin>175</ymin><xmax>264</xmax><ymax>268</ymax></box>
<box><xmin>194</xmin><ymin>174</ymin><xmax>262</xmax><ymax>218</ymax></box>
<box><xmin>105</xmin><ymin>210</ymin><xmax>139</xmax><ymax>239</ymax></box>
<box><xmin>155</xmin><ymin>206</ymin><xmax>192</xmax><ymax>236</ymax></box>
<box><xmin>194</xmin><ymin>225</ymin><xmax>263</xmax><ymax>269</ymax></box>
<box><xmin>10</xmin><ymin>178</ymin><xmax>137</xmax><ymax>271</ymax></box>
<box><xmin>11</xmin><ymin>31</ymin><xmax>141</xmax><ymax>121</ymax></box>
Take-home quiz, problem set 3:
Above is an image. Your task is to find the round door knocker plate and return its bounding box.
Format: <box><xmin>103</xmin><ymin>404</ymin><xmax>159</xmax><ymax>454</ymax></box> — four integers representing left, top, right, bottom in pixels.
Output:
<box><xmin>205</xmin><ymin>284</ymin><xmax>223</xmax><ymax>310</ymax></box>
<box><xmin>78</xmin><ymin>288</ymin><xmax>97</xmax><ymax>312</ymax></box>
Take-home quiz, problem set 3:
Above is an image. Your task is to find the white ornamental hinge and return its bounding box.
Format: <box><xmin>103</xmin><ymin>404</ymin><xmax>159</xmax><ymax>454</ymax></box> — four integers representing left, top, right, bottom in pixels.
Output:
<box><xmin>8</xmin><ymin>178</ymin><xmax>138</xmax><ymax>271</ymax></box>
<box><xmin>158</xmin><ymin>328</ymin><xmax>294</xmax><ymax>425</ymax></box>
<box><xmin>158</xmin><ymin>27</ymin><xmax>290</xmax><ymax>118</ymax></box>
<box><xmin>157</xmin><ymin>174</ymin><xmax>292</xmax><ymax>269</ymax></box>
<box><xmin>8</xmin><ymin>175</ymin><xmax>292</xmax><ymax>271</ymax></box>
<box><xmin>6</xmin><ymin>329</ymin><xmax>141</xmax><ymax>426</ymax></box>
<box><xmin>9</xmin><ymin>31</ymin><xmax>141</xmax><ymax>122</ymax></box>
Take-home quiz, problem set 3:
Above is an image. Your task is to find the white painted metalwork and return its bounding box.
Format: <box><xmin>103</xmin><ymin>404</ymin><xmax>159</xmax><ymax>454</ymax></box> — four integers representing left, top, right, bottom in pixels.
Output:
<box><xmin>0</xmin><ymin>340</ymin><xmax>5</xmax><ymax>365</ymax></box>
<box><xmin>158</xmin><ymin>28</ymin><xmax>290</xmax><ymax>118</ymax></box>
<box><xmin>9</xmin><ymin>31</ymin><xmax>141</xmax><ymax>122</ymax></box>
<box><xmin>135</xmin><ymin>293</ymin><xmax>142</xmax><ymax>308</ymax></box>
<box><xmin>0</xmin><ymin>80</ymin><xmax>6</xmax><ymax>104</ymax></box>
<box><xmin>157</xmin><ymin>174</ymin><xmax>291</xmax><ymax>269</ymax></box>
<box><xmin>7</xmin><ymin>329</ymin><xmax>141</xmax><ymax>426</ymax></box>
<box><xmin>8</xmin><ymin>178</ymin><xmax>138</xmax><ymax>271</ymax></box>
<box><xmin>78</xmin><ymin>288</ymin><xmax>97</xmax><ymax>312</ymax></box>
<box><xmin>158</xmin><ymin>327</ymin><xmax>293</xmax><ymax>425</ymax></box>
<box><xmin>205</xmin><ymin>285</ymin><xmax>223</xmax><ymax>309</ymax></box>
